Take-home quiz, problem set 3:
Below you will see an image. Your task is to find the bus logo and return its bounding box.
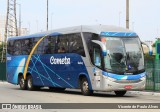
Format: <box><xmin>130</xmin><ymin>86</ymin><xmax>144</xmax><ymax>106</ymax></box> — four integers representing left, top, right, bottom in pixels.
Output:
<box><xmin>50</xmin><ymin>56</ymin><xmax>70</xmax><ymax>65</ymax></box>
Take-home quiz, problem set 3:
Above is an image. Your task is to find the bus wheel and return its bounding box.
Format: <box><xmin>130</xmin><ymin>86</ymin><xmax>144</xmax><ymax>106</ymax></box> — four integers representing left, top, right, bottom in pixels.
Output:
<box><xmin>19</xmin><ymin>75</ymin><xmax>27</xmax><ymax>90</ymax></box>
<box><xmin>114</xmin><ymin>91</ymin><xmax>127</xmax><ymax>96</ymax></box>
<box><xmin>27</xmin><ymin>75</ymin><xmax>35</xmax><ymax>91</ymax></box>
<box><xmin>80</xmin><ymin>78</ymin><xmax>93</xmax><ymax>96</ymax></box>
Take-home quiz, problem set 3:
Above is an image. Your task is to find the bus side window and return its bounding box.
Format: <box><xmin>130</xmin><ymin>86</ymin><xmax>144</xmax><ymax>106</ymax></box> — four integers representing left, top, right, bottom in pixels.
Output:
<box><xmin>57</xmin><ymin>35</ymin><xmax>68</xmax><ymax>53</ymax></box>
<box><xmin>13</xmin><ymin>40</ymin><xmax>22</xmax><ymax>55</ymax></box>
<box><xmin>7</xmin><ymin>40</ymin><xmax>14</xmax><ymax>55</ymax></box>
<box><xmin>45</xmin><ymin>36</ymin><xmax>57</xmax><ymax>54</ymax></box>
<box><xmin>83</xmin><ymin>32</ymin><xmax>100</xmax><ymax>60</ymax></box>
<box><xmin>69</xmin><ymin>33</ymin><xmax>85</xmax><ymax>57</ymax></box>
<box><xmin>33</xmin><ymin>37</ymin><xmax>47</xmax><ymax>55</ymax></box>
<box><xmin>32</xmin><ymin>38</ymin><xmax>39</xmax><ymax>54</ymax></box>
<box><xmin>21</xmin><ymin>39</ymin><xmax>32</xmax><ymax>55</ymax></box>
<box><xmin>93</xmin><ymin>46</ymin><xmax>102</xmax><ymax>68</ymax></box>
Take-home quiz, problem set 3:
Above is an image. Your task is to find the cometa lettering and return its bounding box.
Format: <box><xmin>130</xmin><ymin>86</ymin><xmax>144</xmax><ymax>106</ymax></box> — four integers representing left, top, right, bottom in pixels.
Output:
<box><xmin>50</xmin><ymin>56</ymin><xmax>70</xmax><ymax>65</ymax></box>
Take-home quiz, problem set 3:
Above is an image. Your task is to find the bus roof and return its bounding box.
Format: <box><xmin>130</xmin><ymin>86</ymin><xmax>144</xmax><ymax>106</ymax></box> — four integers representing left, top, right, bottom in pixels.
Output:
<box><xmin>8</xmin><ymin>25</ymin><xmax>137</xmax><ymax>40</ymax></box>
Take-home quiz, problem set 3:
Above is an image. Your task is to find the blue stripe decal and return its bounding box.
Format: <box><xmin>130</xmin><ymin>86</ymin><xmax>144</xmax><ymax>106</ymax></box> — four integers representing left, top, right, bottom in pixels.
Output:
<box><xmin>30</xmin><ymin>58</ymin><xmax>45</xmax><ymax>86</ymax></box>
<box><xmin>102</xmin><ymin>71</ymin><xmax>146</xmax><ymax>80</ymax></box>
<box><xmin>36</xmin><ymin>55</ymin><xmax>56</xmax><ymax>86</ymax></box>
<box><xmin>32</xmin><ymin>55</ymin><xmax>74</xmax><ymax>88</ymax></box>
<box><xmin>28</xmin><ymin>67</ymin><xmax>61</xmax><ymax>87</ymax></box>
<box><xmin>100</xmin><ymin>32</ymin><xmax>137</xmax><ymax>37</ymax></box>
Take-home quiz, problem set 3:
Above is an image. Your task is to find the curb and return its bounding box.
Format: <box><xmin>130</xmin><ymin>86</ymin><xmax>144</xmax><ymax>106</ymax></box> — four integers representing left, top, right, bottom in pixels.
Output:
<box><xmin>0</xmin><ymin>81</ymin><xmax>8</xmax><ymax>84</ymax></box>
<box><xmin>128</xmin><ymin>91</ymin><xmax>160</xmax><ymax>96</ymax></box>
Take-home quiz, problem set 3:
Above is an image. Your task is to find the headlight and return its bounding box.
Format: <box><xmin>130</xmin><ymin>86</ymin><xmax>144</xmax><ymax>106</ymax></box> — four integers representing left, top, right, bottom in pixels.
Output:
<box><xmin>140</xmin><ymin>76</ymin><xmax>146</xmax><ymax>81</ymax></box>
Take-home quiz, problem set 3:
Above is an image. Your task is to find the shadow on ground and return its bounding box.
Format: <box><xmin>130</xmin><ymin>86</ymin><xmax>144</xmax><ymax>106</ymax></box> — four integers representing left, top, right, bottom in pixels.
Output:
<box><xmin>11</xmin><ymin>86</ymin><xmax>137</xmax><ymax>98</ymax></box>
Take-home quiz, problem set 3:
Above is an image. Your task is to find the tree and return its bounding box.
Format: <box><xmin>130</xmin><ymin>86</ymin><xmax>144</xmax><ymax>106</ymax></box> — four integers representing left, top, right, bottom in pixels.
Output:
<box><xmin>0</xmin><ymin>42</ymin><xmax>6</xmax><ymax>62</ymax></box>
<box><xmin>152</xmin><ymin>42</ymin><xmax>156</xmax><ymax>47</ymax></box>
<box><xmin>0</xmin><ymin>42</ymin><xmax>2</xmax><ymax>60</ymax></box>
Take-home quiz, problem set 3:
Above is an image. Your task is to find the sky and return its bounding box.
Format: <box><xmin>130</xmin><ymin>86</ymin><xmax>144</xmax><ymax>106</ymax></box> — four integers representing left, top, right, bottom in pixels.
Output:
<box><xmin>0</xmin><ymin>0</ymin><xmax>160</xmax><ymax>41</ymax></box>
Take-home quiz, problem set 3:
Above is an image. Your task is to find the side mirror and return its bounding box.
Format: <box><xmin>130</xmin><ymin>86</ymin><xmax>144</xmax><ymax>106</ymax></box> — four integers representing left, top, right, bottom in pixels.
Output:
<box><xmin>141</xmin><ymin>41</ymin><xmax>153</xmax><ymax>56</ymax></box>
<box><xmin>91</xmin><ymin>40</ymin><xmax>107</xmax><ymax>56</ymax></box>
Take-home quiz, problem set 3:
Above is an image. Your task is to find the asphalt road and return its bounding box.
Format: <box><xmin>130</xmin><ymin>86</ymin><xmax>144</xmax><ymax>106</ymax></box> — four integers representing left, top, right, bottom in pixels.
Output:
<box><xmin>0</xmin><ymin>82</ymin><xmax>160</xmax><ymax>112</ymax></box>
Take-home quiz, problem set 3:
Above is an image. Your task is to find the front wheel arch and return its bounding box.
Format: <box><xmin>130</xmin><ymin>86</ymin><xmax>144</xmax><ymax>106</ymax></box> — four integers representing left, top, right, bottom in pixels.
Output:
<box><xmin>78</xmin><ymin>74</ymin><xmax>92</xmax><ymax>89</ymax></box>
<box><xmin>79</xmin><ymin>75</ymin><xmax>93</xmax><ymax>96</ymax></box>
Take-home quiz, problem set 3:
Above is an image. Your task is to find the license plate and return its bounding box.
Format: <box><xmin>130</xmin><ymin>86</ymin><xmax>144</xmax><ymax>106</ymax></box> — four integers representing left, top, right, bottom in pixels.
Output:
<box><xmin>124</xmin><ymin>85</ymin><xmax>132</xmax><ymax>89</ymax></box>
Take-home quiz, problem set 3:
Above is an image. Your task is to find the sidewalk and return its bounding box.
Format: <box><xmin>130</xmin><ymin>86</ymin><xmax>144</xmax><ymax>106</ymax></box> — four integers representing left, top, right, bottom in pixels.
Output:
<box><xmin>0</xmin><ymin>81</ymin><xmax>8</xmax><ymax>84</ymax></box>
<box><xmin>127</xmin><ymin>91</ymin><xmax>160</xmax><ymax>96</ymax></box>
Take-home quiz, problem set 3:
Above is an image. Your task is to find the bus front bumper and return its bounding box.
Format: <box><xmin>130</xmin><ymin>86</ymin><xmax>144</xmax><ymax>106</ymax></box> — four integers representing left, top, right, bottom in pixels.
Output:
<box><xmin>102</xmin><ymin>75</ymin><xmax>146</xmax><ymax>91</ymax></box>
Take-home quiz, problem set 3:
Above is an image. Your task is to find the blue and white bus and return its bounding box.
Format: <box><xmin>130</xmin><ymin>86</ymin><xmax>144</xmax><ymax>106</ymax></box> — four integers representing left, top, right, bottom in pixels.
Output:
<box><xmin>7</xmin><ymin>25</ymin><xmax>150</xmax><ymax>96</ymax></box>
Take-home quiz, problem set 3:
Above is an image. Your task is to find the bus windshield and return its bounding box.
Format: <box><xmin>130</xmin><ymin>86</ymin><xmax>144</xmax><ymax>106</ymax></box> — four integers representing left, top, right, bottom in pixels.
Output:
<box><xmin>103</xmin><ymin>37</ymin><xmax>144</xmax><ymax>74</ymax></box>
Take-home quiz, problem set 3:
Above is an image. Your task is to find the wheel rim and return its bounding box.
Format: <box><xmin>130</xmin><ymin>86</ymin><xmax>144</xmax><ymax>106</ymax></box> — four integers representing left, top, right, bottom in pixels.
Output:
<box><xmin>82</xmin><ymin>81</ymin><xmax>88</xmax><ymax>93</ymax></box>
<box><xmin>20</xmin><ymin>77</ymin><xmax>25</xmax><ymax>87</ymax></box>
<box><xmin>28</xmin><ymin>78</ymin><xmax>32</xmax><ymax>89</ymax></box>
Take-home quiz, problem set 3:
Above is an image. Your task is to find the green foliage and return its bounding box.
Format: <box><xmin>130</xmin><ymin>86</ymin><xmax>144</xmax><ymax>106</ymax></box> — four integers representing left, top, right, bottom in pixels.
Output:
<box><xmin>144</xmin><ymin>53</ymin><xmax>155</xmax><ymax>61</ymax></box>
<box><xmin>0</xmin><ymin>43</ymin><xmax>2</xmax><ymax>59</ymax></box>
<box><xmin>0</xmin><ymin>42</ymin><xmax>6</xmax><ymax>61</ymax></box>
<box><xmin>152</xmin><ymin>42</ymin><xmax>156</xmax><ymax>47</ymax></box>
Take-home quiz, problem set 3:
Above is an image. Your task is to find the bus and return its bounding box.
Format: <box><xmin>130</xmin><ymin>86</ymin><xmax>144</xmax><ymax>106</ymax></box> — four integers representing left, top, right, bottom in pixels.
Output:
<box><xmin>6</xmin><ymin>25</ymin><xmax>151</xmax><ymax>96</ymax></box>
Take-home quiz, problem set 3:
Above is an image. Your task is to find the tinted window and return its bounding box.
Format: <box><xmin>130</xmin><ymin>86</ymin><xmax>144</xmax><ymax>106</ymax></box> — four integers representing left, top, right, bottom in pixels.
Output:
<box><xmin>34</xmin><ymin>37</ymin><xmax>56</xmax><ymax>55</ymax></box>
<box><xmin>69</xmin><ymin>33</ymin><xmax>85</xmax><ymax>57</ymax></box>
<box><xmin>83</xmin><ymin>32</ymin><xmax>99</xmax><ymax>51</ymax></box>
<box><xmin>93</xmin><ymin>45</ymin><xmax>102</xmax><ymax>68</ymax></box>
<box><xmin>13</xmin><ymin>40</ymin><xmax>22</xmax><ymax>55</ymax></box>
<box><xmin>21</xmin><ymin>38</ymin><xmax>32</xmax><ymax>55</ymax></box>
<box><xmin>83</xmin><ymin>33</ymin><xmax>99</xmax><ymax>59</ymax></box>
<box><xmin>7</xmin><ymin>33</ymin><xmax>86</xmax><ymax>56</ymax></box>
<box><xmin>57</xmin><ymin>35</ymin><xmax>69</xmax><ymax>53</ymax></box>
<box><xmin>8</xmin><ymin>38</ymin><xmax>35</xmax><ymax>55</ymax></box>
<box><xmin>34</xmin><ymin>37</ymin><xmax>57</xmax><ymax>55</ymax></box>
<box><xmin>7</xmin><ymin>40</ymin><xmax>14</xmax><ymax>55</ymax></box>
<box><xmin>44</xmin><ymin>36</ymin><xmax>57</xmax><ymax>54</ymax></box>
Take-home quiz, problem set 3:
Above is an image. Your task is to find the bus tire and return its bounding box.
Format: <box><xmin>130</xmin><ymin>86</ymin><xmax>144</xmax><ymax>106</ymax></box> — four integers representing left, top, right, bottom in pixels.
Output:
<box><xmin>27</xmin><ymin>75</ymin><xmax>35</xmax><ymax>91</ymax></box>
<box><xmin>80</xmin><ymin>77</ymin><xmax>93</xmax><ymax>96</ymax></box>
<box><xmin>19</xmin><ymin>75</ymin><xmax>27</xmax><ymax>90</ymax></box>
<box><xmin>114</xmin><ymin>91</ymin><xmax>127</xmax><ymax>96</ymax></box>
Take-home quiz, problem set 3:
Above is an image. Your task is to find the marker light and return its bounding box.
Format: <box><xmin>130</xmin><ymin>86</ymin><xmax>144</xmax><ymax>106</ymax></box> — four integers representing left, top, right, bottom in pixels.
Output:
<box><xmin>101</xmin><ymin>38</ymin><xmax>106</xmax><ymax>42</ymax></box>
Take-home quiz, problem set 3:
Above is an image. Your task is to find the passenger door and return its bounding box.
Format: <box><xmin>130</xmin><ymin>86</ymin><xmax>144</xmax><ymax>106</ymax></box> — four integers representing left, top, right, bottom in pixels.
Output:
<box><xmin>91</xmin><ymin>43</ymin><xmax>103</xmax><ymax>90</ymax></box>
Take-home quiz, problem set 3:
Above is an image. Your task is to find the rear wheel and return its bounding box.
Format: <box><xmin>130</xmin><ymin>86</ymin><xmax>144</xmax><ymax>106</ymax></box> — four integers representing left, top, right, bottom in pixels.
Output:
<box><xmin>27</xmin><ymin>75</ymin><xmax>35</xmax><ymax>91</ymax></box>
<box><xmin>114</xmin><ymin>91</ymin><xmax>127</xmax><ymax>96</ymax></box>
<box><xmin>80</xmin><ymin>77</ymin><xmax>93</xmax><ymax>96</ymax></box>
<box><xmin>19</xmin><ymin>75</ymin><xmax>27</xmax><ymax>90</ymax></box>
